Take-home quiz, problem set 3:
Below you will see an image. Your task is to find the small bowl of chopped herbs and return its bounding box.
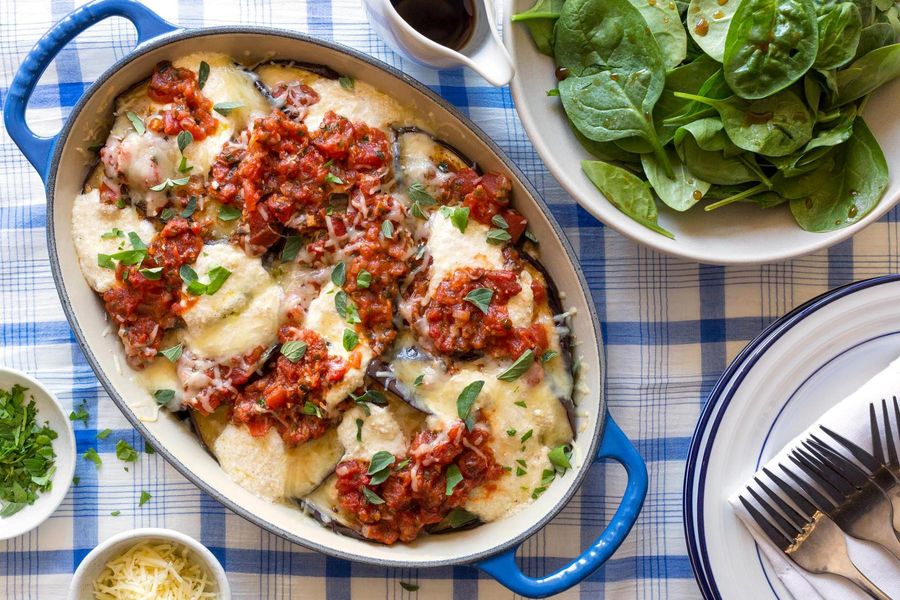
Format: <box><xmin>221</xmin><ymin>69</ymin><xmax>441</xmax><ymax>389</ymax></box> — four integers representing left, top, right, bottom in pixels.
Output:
<box><xmin>0</xmin><ymin>367</ymin><xmax>76</xmax><ymax>539</ymax></box>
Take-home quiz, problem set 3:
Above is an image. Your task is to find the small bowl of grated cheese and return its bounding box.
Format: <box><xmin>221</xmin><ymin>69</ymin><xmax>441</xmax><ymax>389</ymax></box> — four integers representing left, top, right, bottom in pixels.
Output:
<box><xmin>68</xmin><ymin>528</ymin><xmax>230</xmax><ymax>600</ymax></box>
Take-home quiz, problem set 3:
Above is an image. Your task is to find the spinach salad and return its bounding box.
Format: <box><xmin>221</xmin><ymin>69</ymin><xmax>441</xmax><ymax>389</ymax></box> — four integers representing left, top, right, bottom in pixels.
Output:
<box><xmin>514</xmin><ymin>0</ymin><xmax>900</xmax><ymax>236</ymax></box>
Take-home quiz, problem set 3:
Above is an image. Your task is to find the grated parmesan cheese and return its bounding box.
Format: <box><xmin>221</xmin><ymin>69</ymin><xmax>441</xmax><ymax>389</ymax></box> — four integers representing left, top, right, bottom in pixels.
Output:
<box><xmin>91</xmin><ymin>541</ymin><xmax>217</xmax><ymax>600</ymax></box>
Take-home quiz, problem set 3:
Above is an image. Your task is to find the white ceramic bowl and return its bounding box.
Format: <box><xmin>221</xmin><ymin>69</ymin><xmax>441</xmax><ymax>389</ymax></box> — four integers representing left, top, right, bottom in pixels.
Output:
<box><xmin>0</xmin><ymin>367</ymin><xmax>76</xmax><ymax>541</ymax></box>
<box><xmin>68</xmin><ymin>527</ymin><xmax>231</xmax><ymax>600</ymax></box>
<box><xmin>503</xmin><ymin>0</ymin><xmax>900</xmax><ymax>265</ymax></box>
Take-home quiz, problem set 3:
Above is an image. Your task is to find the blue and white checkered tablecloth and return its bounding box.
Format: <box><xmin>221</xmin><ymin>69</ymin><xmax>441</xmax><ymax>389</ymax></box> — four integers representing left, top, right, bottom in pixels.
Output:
<box><xmin>2</xmin><ymin>1</ymin><xmax>899</xmax><ymax>598</ymax></box>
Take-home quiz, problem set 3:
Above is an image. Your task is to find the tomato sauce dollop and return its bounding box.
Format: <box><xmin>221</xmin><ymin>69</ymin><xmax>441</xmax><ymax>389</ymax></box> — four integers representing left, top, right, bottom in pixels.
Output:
<box><xmin>147</xmin><ymin>61</ymin><xmax>217</xmax><ymax>141</ymax></box>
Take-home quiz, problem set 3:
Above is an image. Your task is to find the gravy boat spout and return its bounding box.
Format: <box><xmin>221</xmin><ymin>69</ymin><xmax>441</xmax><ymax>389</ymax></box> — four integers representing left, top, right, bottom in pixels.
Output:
<box><xmin>363</xmin><ymin>0</ymin><xmax>515</xmax><ymax>87</ymax></box>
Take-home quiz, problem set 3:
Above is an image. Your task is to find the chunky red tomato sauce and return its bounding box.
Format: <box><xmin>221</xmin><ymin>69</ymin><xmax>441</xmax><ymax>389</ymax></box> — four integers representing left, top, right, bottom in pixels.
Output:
<box><xmin>147</xmin><ymin>61</ymin><xmax>217</xmax><ymax>141</ymax></box>
<box><xmin>424</xmin><ymin>267</ymin><xmax>549</xmax><ymax>359</ymax></box>
<box><xmin>445</xmin><ymin>169</ymin><xmax>528</xmax><ymax>243</ymax></box>
<box><xmin>334</xmin><ymin>421</ymin><xmax>502</xmax><ymax>544</ymax></box>
<box><xmin>231</xmin><ymin>326</ymin><xmax>347</xmax><ymax>445</ymax></box>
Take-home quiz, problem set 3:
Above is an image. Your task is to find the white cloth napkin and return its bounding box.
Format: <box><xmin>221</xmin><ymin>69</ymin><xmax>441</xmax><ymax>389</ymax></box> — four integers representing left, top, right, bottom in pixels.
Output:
<box><xmin>729</xmin><ymin>356</ymin><xmax>900</xmax><ymax>599</ymax></box>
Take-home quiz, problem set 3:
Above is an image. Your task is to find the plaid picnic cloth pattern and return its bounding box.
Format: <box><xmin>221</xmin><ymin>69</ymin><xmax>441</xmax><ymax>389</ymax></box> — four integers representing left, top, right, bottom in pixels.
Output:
<box><xmin>2</xmin><ymin>1</ymin><xmax>899</xmax><ymax>598</ymax></box>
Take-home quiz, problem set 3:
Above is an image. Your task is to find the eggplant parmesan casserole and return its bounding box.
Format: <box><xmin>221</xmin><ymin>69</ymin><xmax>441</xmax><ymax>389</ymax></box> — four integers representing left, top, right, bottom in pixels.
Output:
<box><xmin>72</xmin><ymin>53</ymin><xmax>578</xmax><ymax>544</ymax></box>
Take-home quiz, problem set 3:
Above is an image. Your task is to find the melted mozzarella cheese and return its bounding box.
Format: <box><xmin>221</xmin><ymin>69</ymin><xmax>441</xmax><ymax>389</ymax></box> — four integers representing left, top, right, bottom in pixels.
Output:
<box><xmin>254</xmin><ymin>64</ymin><xmax>418</xmax><ymax>132</ymax></box>
<box><xmin>303</xmin><ymin>281</ymin><xmax>373</xmax><ymax>413</ymax></box>
<box><xmin>71</xmin><ymin>189</ymin><xmax>156</xmax><ymax>292</ymax></box>
<box><xmin>337</xmin><ymin>405</ymin><xmax>408</xmax><ymax>461</ymax></box>
<box><xmin>180</xmin><ymin>244</ymin><xmax>282</xmax><ymax>360</ymax></box>
<box><xmin>135</xmin><ymin>357</ymin><xmax>183</xmax><ymax>408</ymax></box>
<box><xmin>211</xmin><ymin>423</ymin><xmax>343</xmax><ymax>500</ymax></box>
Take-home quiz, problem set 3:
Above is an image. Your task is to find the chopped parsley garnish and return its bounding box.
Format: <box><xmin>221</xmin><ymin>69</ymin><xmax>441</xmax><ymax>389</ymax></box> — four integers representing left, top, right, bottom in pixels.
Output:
<box><xmin>213</xmin><ymin>101</ymin><xmax>244</xmax><ymax>116</ymax></box>
<box><xmin>218</xmin><ymin>204</ymin><xmax>241</xmax><ymax>221</ymax></box>
<box><xmin>149</xmin><ymin>176</ymin><xmax>190</xmax><ymax>192</ymax></box>
<box><xmin>83</xmin><ymin>447</ymin><xmax>102</xmax><ymax>468</ymax></box>
<box><xmin>367</xmin><ymin>451</ymin><xmax>395</xmax><ymax>485</ymax></box>
<box><xmin>97</xmin><ymin>429</ymin><xmax>112</xmax><ymax>440</ymax></box>
<box><xmin>69</xmin><ymin>401</ymin><xmax>89</xmax><ymax>425</ymax></box>
<box><xmin>355</xmin><ymin>419</ymin><xmax>364</xmax><ymax>442</ymax></box>
<box><xmin>197</xmin><ymin>61</ymin><xmax>209</xmax><ymax>89</ymax></box>
<box><xmin>381</xmin><ymin>220</ymin><xmax>395</xmax><ymax>239</ymax></box>
<box><xmin>110</xmin><ymin>510</ymin><xmax>121</xmax><ymax>517</ymax></box>
<box><xmin>101</xmin><ymin>228</ymin><xmax>124</xmax><ymax>239</ymax></box>
<box><xmin>97</xmin><ymin>254</ymin><xmax>115</xmax><ymax>270</ymax></box>
<box><xmin>325</xmin><ymin>172</ymin><xmax>344</xmax><ymax>185</ymax></box>
<box><xmin>343</xmin><ymin>328</ymin><xmax>359</xmax><ymax>351</ymax></box>
<box><xmin>352</xmin><ymin>389</ymin><xmax>388</xmax><ymax>415</ymax></box>
<box><xmin>439</xmin><ymin>205</ymin><xmax>470</xmax><ymax>233</ymax></box>
<box><xmin>497</xmin><ymin>350</ymin><xmax>534</xmax><ymax>382</ymax></box>
<box><xmin>138</xmin><ymin>490</ymin><xmax>152</xmax><ymax>507</ymax></box>
<box><xmin>159</xmin><ymin>344</ymin><xmax>183</xmax><ymax>363</ymax></box>
<box><xmin>455</xmin><ymin>380</ymin><xmax>484</xmax><ymax>430</ymax></box>
<box><xmin>516</xmin><ymin>466</ymin><xmax>527</xmax><ymax>477</ymax></box>
<box><xmin>362</xmin><ymin>487</ymin><xmax>384</xmax><ymax>505</ymax></box>
<box><xmin>506</xmin><ymin>428</ymin><xmax>516</xmax><ymax>437</ymax></box>
<box><xmin>399</xmin><ymin>582</ymin><xmax>419</xmax><ymax>592</ymax></box>
<box><xmin>153</xmin><ymin>389</ymin><xmax>175</xmax><ymax>406</ymax></box>
<box><xmin>356</xmin><ymin>269</ymin><xmax>371</xmax><ymax>289</ymax></box>
<box><xmin>281</xmin><ymin>236</ymin><xmax>302</xmax><ymax>262</ymax></box>
<box><xmin>514</xmin><ymin>400</ymin><xmax>527</xmax><ymax>408</ymax></box>
<box><xmin>72</xmin><ymin>476</ymin><xmax>80</xmax><ymax>485</ymax></box>
<box><xmin>432</xmin><ymin>507</ymin><xmax>478</xmax><ymax>531</ymax></box>
<box><xmin>139</xmin><ymin>267</ymin><xmax>163</xmax><ymax>280</ymax></box>
<box><xmin>339</xmin><ymin>76</ymin><xmax>355</xmax><ymax>91</ymax></box>
<box><xmin>413</xmin><ymin>374</ymin><xmax>424</xmax><ymax>387</ymax></box>
<box><xmin>0</xmin><ymin>385</ymin><xmax>58</xmax><ymax>517</ymax></box>
<box><xmin>116</xmin><ymin>440</ymin><xmax>138</xmax><ymax>463</ymax></box>
<box><xmin>280</xmin><ymin>341</ymin><xmax>308</xmax><ymax>363</ymax></box>
<box><xmin>486</xmin><ymin>228</ymin><xmax>512</xmax><ymax>245</ymax></box>
<box><xmin>445</xmin><ymin>464</ymin><xmax>463</xmax><ymax>495</ymax></box>
<box><xmin>491</xmin><ymin>214</ymin><xmax>509</xmax><ymax>229</ymax></box>
<box><xmin>334</xmin><ymin>291</ymin><xmax>361</xmax><ymax>324</ymax></box>
<box><xmin>541</xmin><ymin>350</ymin><xmax>559</xmax><ymax>364</ymax></box>
<box><xmin>331</xmin><ymin>261</ymin><xmax>346</xmax><ymax>287</ymax></box>
<box><xmin>301</xmin><ymin>402</ymin><xmax>323</xmax><ymax>418</ymax></box>
<box><xmin>408</xmin><ymin>182</ymin><xmax>436</xmax><ymax>218</ymax></box>
<box><xmin>176</xmin><ymin>130</ymin><xmax>193</xmax><ymax>153</ymax></box>
<box><xmin>548</xmin><ymin>445</ymin><xmax>572</xmax><ymax>471</ymax></box>
<box><xmin>125</xmin><ymin>111</ymin><xmax>145</xmax><ymax>135</ymax></box>
<box><xmin>519</xmin><ymin>429</ymin><xmax>533</xmax><ymax>443</ymax></box>
<box><xmin>180</xmin><ymin>265</ymin><xmax>231</xmax><ymax>296</ymax></box>
<box><xmin>464</xmin><ymin>287</ymin><xmax>493</xmax><ymax>314</ymax></box>
<box><xmin>159</xmin><ymin>207</ymin><xmax>176</xmax><ymax>222</ymax></box>
<box><xmin>181</xmin><ymin>196</ymin><xmax>198</xmax><ymax>218</ymax></box>
<box><xmin>395</xmin><ymin>458</ymin><xmax>410</xmax><ymax>471</ymax></box>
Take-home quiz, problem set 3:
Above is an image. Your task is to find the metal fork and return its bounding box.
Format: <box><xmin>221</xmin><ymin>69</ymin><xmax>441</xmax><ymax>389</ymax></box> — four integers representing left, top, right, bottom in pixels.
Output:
<box><xmin>741</xmin><ymin>471</ymin><xmax>890</xmax><ymax>599</ymax></box>
<box><xmin>787</xmin><ymin>446</ymin><xmax>900</xmax><ymax>559</ymax></box>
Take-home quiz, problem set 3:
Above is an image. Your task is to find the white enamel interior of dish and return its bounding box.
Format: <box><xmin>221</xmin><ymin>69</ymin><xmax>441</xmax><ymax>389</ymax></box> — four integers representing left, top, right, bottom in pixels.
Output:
<box><xmin>48</xmin><ymin>32</ymin><xmax>603</xmax><ymax>565</ymax></box>
<box><xmin>503</xmin><ymin>0</ymin><xmax>900</xmax><ymax>265</ymax></box>
<box><xmin>693</xmin><ymin>280</ymin><xmax>900</xmax><ymax>598</ymax></box>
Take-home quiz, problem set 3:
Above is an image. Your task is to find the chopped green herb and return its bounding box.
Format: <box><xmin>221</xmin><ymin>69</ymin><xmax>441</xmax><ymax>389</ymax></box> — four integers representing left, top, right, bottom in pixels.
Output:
<box><xmin>325</xmin><ymin>172</ymin><xmax>344</xmax><ymax>185</ymax></box>
<box><xmin>432</xmin><ymin>507</ymin><xmax>478</xmax><ymax>531</ymax></box>
<box><xmin>516</xmin><ymin>459</ymin><xmax>527</xmax><ymax>468</ymax></box>
<box><xmin>145</xmin><ymin>444</ymin><xmax>155</xmax><ymax>455</ymax></box>
<box><xmin>343</xmin><ymin>328</ymin><xmax>359</xmax><ymax>351</ymax></box>
<box><xmin>367</xmin><ymin>451</ymin><xmax>395</xmax><ymax>485</ymax></box>
<box><xmin>355</xmin><ymin>418</ymin><xmax>364</xmax><ymax>442</ymax></box>
<box><xmin>218</xmin><ymin>204</ymin><xmax>241</xmax><ymax>221</ymax></box>
<box><xmin>205</xmin><ymin>266</ymin><xmax>231</xmax><ymax>295</ymax></box>
<box><xmin>399</xmin><ymin>582</ymin><xmax>419</xmax><ymax>592</ymax></box>
<box><xmin>439</xmin><ymin>205</ymin><xmax>470</xmax><ymax>233</ymax></box>
<box><xmin>0</xmin><ymin>385</ymin><xmax>58</xmax><ymax>517</ymax></box>
<box><xmin>301</xmin><ymin>402</ymin><xmax>323</xmax><ymax>418</ymax></box>
<box><xmin>549</xmin><ymin>445</ymin><xmax>572</xmax><ymax>471</ymax></box>
<box><xmin>115</xmin><ymin>197</ymin><xmax>127</xmax><ymax>209</ymax></box>
<box><xmin>408</xmin><ymin>182</ymin><xmax>437</xmax><ymax>206</ymax></box>
<box><xmin>498</xmin><ymin>350</ymin><xmax>534</xmax><ymax>382</ymax></box>
<box><xmin>116</xmin><ymin>440</ymin><xmax>138</xmax><ymax>463</ymax></box>
<box><xmin>410</xmin><ymin>202</ymin><xmax>428</xmax><ymax>219</ymax></box>
<box><xmin>197</xmin><ymin>61</ymin><xmax>210</xmax><ymax>89</ymax></box>
<box><xmin>514</xmin><ymin>400</ymin><xmax>527</xmax><ymax>408</ymax></box>
<box><xmin>464</xmin><ymin>287</ymin><xmax>493</xmax><ymax>314</ymax></box>
<box><xmin>69</xmin><ymin>402</ymin><xmax>89</xmax><ymax>425</ymax></box>
<box><xmin>486</xmin><ymin>229</ymin><xmax>512</xmax><ymax>245</ymax></box>
<box><xmin>138</xmin><ymin>490</ymin><xmax>151</xmax><ymax>507</ymax></box>
<box><xmin>491</xmin><ymin>214</ymin><xmax>509</xmax><ymax>229</ymax></box>
<box><xmin>126</xmin><ymin>111</ymin><xmax>145</xmax><ymax>135</ymax></box>
<box><xmin>362</xmin><ymin>487</ymin><xmax>384</xmax><ymax>505</ymax></box>
<box><xmin>101</xmin><ymin>228</ymin><xmax>124</xmax><ymax>239</ymax></box>
<box><xmin>516</xmin><ymin>466</ymin><xmax>527</xmax><ymax>477</ymax></box>
<box><xmin>281</xmin><ymin>341</ymin><xmax>308</xmax><ymax>363</ymax></box>
<box><xmin>352</xmin><ymin>389</ymin><xmax>388</xmax><ymax>415</ymax></box>
<box><xmin>506</xmin><ymin>428</ymin><xmax>516</xmax><ymax>437</ymax></box>
<box><xmin>456</xmin><ymin>380</ymin><xmax>484</xmax><ymax>430</ymax></box>
<box><xmin>159</xmin><ymin>344</ymin><xmax>183</xmax><ymax>363</ymax></box>
<box><xmin>110</xmin><ymin>510</ymin><xmax>121</xmax><ymax>517</ymax></box>
<box><xmin>181</xmin><ymin>196</ymin><xmax>198</xmax><ymax>218</ymax></box>
<box><xmin>139</xmin><ymin>267</ymin><xmax>163</xmax><ymax>280</ymax></box>
<box><xmin>180</xmin><ymin>265</ymin><xmax>231</xmax><ymax>296</ymax></box>
<box><xmin>176</xmin><ymin>130</ymin><xmax>193</xmax><ymax>153</ymax></box>
<box><xmin>153</xmin><ymin>389</ymin><xmax>175</xmax><ymax>406</ymax></box>
<box><xmin>531</xmin><ymin>486</ymin><xmax>548</xmax><ymax>499</ymax></box>
<box><xmin>395</xmin><ymin>458</ymin><xmax>410</xmax><ymax>471</ymax></box>
<box><xmin>524</xmin><ymin>229</ymin><xmax>539</xmax><ymax>244</ymax></box>
<box><xmin>445</xmin><ymin>464</ymin><xmax>463</xmax><ymax>495</ymax></box>
<box><xmin>177</xmin><ymin>156</ymin><xmax>193</xmax><ymax>174</ymax></box>
<box><xmin>213</xmin><ymin>101</ymin><xmax>244</xmax><ymax>116</ymax></box>
<box><xmin>381</xmin><ymin>220</ymin><xmax>394</xmax><ymax>239</ymax></box>
<box><xmin>519</xmin><ymin>429</ymin><xmax>533</xmax><ymax>443</ymax></box>
<box><xmin>331</xmin><ymin>261</ymin><xmax>347</xmax><ymax>287</ymax></box>
<box><xmin>546</xmin><ymin>89</ymin><xmax>560</xmax><ymax>97</ymax></box>
<box><xmin>97</xmin><ymin>429</ymin><xmax>113</xmax><ymax>440</ymax></box>
<box><xmin>159</xmin><ymin>207</ymin><xmax>176</xmax><ymax>222</ymax></box>
<box><xmin>149</xmin><ymin>176</ymin><xmax>190</xmax><ymax>192</ymax></box>
<box><xmin>334</xmin><ymin>291</ymin><xmax>361</xmax><ymax>324</ymax></box>
<box><xmin>339</xmin><ymin>76</ymin><xmax>355</xmax><ymax>91</ymax></box>
<box><xmin>97</xmin><ymin>254</ymin><xmax>115</xmax><ymax>270</ymax></box>
<box><xmin>413</xmin><ymin>374</ymin><xmax>424</xmax><ymax>387</ymax></box>
<box><xmin>72</xmin><ymin>476</ymin><xmax>80</xmax><ymax>485</ymax></box>
<box><xmin>83</xmin><ymin>447</ymin><xmax>102</xmax><ymax>468</ymax></box>
<box><xmin>356</xmin><ymin>269</ymin><xmax>371</xmax><ymax>289</ymax></box>
<box><xmin>540</xmin><ymin>350</ymin><xmax>558</xmax><ymax>364</ymax></box>
<box><xmin>281</xmin><ymin>236</ymin><xmax>302</xmax><ymax>262</ymax></box>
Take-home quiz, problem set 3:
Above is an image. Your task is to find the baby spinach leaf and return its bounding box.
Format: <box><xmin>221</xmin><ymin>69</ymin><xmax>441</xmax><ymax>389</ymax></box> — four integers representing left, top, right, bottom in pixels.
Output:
<box><xmin>814</xmin><ymin>2</ymin><xmax>863</xmax><ymax>69</ymax></box>
<box><xmin>641</xmin><ymin>148</ymin><xmax>711</xmax><ymax>211</ymax></box>
<box><xmin>678</xmin><ymin>135</ymin><xmax>765</xmax><ymax>184</ymax></box>
<box><xmin>511</xmin><ymin>0</ymin><xmax>565</xmax><ymax>56</ymax></box>
<box><xmin>674</xmin><ymin>89</ymin><xmax>814</xmax><ymax>156</ymax></box>
<box><xmin>787</xmin><ymin>118</ymin><xmax>888</xmax><ymax>230</ymax></box>
<box><xmin>555</xmin><ymin>0</ymin><xmax>672</xmax><ymax>172</ymax></box>
<box><xmin>723</xmin><ymin>0</ymin><xmax>819</xmax><ymax>99</ymax></box>
<box><xmin>582</xmin><ymin>160</ymin><xmax>674</xmax><ymax>238</ymax></box>
<box><xmin>853</xmin><ymin>22</ymin><xmax>895</xmax><ymax>61</ymax></box>
<box><xmin>627</xmin><ymin>0</ymin><xmax>688</xmax><ymax>68</ymax></box>
<box><xmin>832</xmin><ymin>43</ymin><xmax>900</xmax><ymax>106</ymax></box>
<box><xmin>687</xmin><ymin>0</ymin><xmax>745</xmax><ymax>62</ymax></box>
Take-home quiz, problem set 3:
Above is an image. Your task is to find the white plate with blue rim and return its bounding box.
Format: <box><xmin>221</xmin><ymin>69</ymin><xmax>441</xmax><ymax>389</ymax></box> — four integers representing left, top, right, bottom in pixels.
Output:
<box><xmin>684</xmin><ymin>274</ymin><xmax>900</xmax><ymax>598</ymax></box>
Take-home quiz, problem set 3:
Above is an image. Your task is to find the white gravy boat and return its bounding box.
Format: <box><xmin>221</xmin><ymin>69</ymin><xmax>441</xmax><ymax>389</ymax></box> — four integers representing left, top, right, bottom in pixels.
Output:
<box><xmin>362</xmin><ymin>0</ymin><xmax>515</xmax><ymax>86</ymax></box>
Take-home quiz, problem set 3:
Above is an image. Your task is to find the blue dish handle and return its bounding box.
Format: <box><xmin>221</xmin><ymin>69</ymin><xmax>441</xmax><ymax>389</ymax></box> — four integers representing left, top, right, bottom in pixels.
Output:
<box><xmin>477</xmin><ymin>415</ymin><xmax>648</xmax><ymax>598</ymax></box>
<box><xmin>3</xmin><ymin>0</ymin><xmax>177</xmax><ymax>181</ymax></box>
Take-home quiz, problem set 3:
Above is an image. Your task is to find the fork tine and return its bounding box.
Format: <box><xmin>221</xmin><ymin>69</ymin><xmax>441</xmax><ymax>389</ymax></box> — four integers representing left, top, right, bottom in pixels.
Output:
<box><xmin>740</xmin><ymin>495</ymin><xmax>794</xmax><ymax>550</ymax></box>
<box><xmin>894</xmin><ymin>396</ymin><xmax>900</xmax><ymax>458</ymax></box>
<box><xmin>789</xmin><ymin>450</ymin><xmax>848</xmax><ymax>503</ymax></box>
<box><xmin>805</xmin><ymin>439</ymin><xmax>868</xmax><ymax>487</ymax></box>
<box><xmin>882</xmin><ymin>398</ymin><xmax>899</xmax><ymax>468</ymax></box>
<box><xmin>871</xmin><ymin>403</ymin><xmax>886</xmax><ymax>465</ymax></box>
<box><xmin>747</xmin><ymin>486</ymin><xmax>803</xmax><ymax>539</ymax></box>
<box><xmin>753</xmin><ymin>476</ymin><xmax>808</xmax><ymax>528</ymax></box>
<box><xmin>781</xmin><ymin>461</ymin><xmax>838</xmax><ymax>511</ymax></box>
<box><xmin>815</xmin><ymin>428</ymin><xmax>880</xmax><ymax>473</ymax></box>
<box><xmin>764</xmin><ymin>467</ymin><xmax>816</xmax><ymax>519</ymax></box>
